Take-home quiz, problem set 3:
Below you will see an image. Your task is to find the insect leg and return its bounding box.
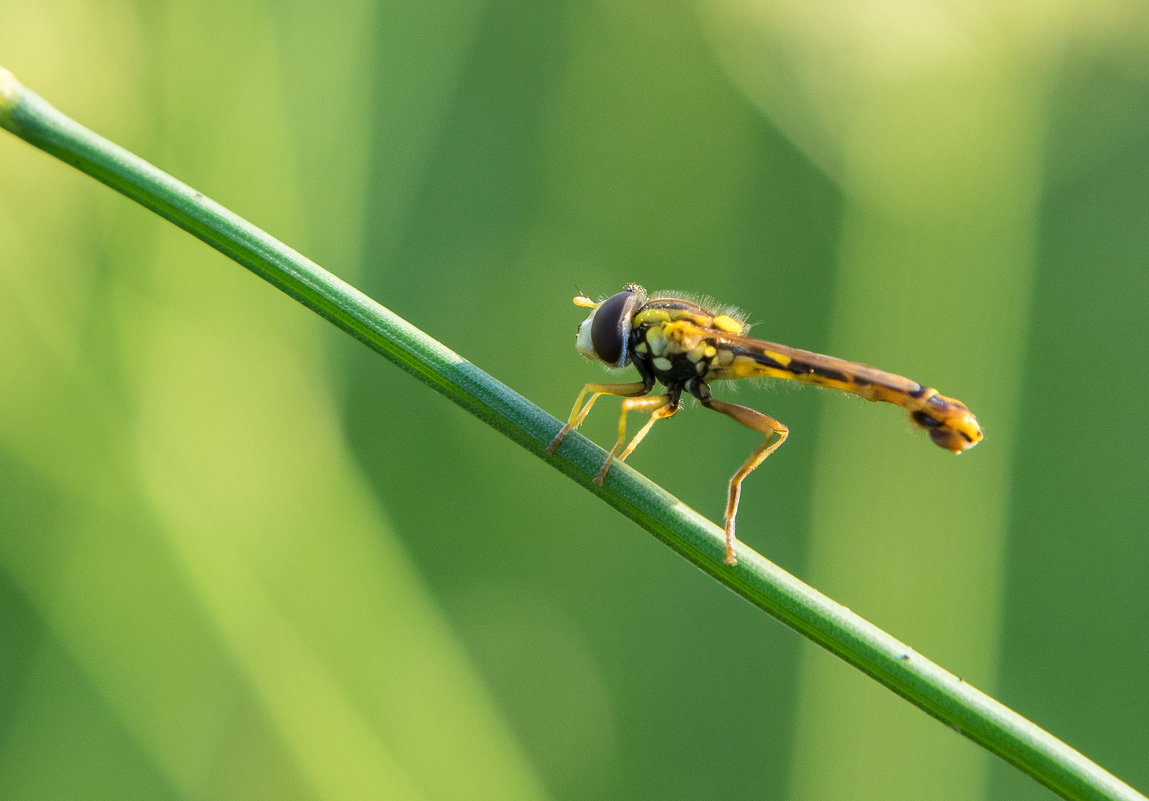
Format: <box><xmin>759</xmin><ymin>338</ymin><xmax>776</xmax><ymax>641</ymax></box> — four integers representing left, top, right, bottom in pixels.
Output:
<box><xmin>701</xmin><ymin>398</ymin><xmax>789</xmax><ymax>565</ymax></box>
<box><xmin>594</xmin><ymin>394</ymin><xmax>674</xmax><ymax>484</ymax></box>
<box><xmin>547</xmin><ymin>381</ymin><xmax>649</xmax><ymax>454</ymax></box>
<box><xmin>618</xmin><ymin>401</ymin><xmax>680</xmax><ymax>462</ymax></box>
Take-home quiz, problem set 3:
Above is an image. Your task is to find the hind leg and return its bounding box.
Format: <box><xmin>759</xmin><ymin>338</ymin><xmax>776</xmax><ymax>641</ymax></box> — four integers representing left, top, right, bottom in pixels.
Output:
<box><xmin>700</xmin><ymin>398</ymin><xmax>789</xmax><ymax>565</ymax></box>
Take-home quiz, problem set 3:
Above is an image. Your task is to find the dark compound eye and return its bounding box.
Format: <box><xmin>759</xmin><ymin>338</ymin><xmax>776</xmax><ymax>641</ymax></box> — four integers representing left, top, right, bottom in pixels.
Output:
<box><xmin>591</xmin><ymin>289</ymin><xmax>637</xmax><ymax>367</ymax></box>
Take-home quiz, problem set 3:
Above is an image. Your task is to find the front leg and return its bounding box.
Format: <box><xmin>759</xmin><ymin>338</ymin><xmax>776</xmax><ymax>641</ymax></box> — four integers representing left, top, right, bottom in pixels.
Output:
<box><xmin>547</xmin><ymin>381</ymin><xmax>650</xmax><ymax>454</ymax></box>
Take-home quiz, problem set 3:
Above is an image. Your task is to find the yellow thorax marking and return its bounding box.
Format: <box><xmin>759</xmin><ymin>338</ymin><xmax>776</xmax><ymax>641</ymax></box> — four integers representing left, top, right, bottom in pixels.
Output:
<box><xmin>635</xmin><ymin>308</ymin><xmax>671</xmax><ymax>325</ymax></box>
<box><xmin>712</xmin><ymin>314</ymin><xmax>743</xmax><ymax>334</ymax></box>
<box><xmin>662</xmin><ymin>320</ymin><xmax>705</xmax><ymax>352</ymax></box>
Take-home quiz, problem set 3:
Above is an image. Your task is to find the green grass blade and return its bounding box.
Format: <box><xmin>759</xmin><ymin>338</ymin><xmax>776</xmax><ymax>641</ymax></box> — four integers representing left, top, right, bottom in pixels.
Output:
<box><xmin>1</xmin><ymin>67</ymin><xmax>1142</xmax><ymax>801</ymax></box>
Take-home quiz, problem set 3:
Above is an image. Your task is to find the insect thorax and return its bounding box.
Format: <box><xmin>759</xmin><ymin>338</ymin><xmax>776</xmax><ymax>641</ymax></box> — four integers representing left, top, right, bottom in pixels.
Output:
<box><xmin>630</xmin><ymin>305</ymin><xmax>728</xmax><ymax>399</ymax></box>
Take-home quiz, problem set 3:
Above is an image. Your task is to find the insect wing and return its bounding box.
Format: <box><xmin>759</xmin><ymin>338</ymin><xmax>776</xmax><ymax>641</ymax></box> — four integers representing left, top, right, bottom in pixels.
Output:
<box><xmin>680</xmin><ymin>321</ymin><xmax>923</xmax><ymax>396</ymax></box>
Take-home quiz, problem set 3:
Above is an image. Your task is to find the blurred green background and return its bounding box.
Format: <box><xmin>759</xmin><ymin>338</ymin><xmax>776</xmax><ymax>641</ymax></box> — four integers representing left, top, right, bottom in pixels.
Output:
<box><xmin>2</xmin><ymin>1</ymin><xmax>1147</xmax><ymax>799</ymax></box>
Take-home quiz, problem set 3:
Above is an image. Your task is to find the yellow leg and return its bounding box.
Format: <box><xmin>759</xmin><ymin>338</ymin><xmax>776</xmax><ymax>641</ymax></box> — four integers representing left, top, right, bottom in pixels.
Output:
<box><xmin>547</xmin><ymin>381</ymin><xmax>649</xmax><ymax>454</ymax></box>
<box><xmin>702</xmin><ymin>398</ymin><xmax>789</xmax><ymax>565</ymax></box>
<box><xmin>618</xmin><ymin>401</ymin><xmax>679</xmax><ymax>462</ymax></box>
<box><xmin>594</xmin><ymin>395</ymin><xmax>674</xmax><ymax>484</ymax></box>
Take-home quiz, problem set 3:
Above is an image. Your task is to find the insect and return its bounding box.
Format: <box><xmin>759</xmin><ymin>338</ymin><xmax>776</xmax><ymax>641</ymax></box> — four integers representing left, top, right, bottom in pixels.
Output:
<box><xmin>547</xmin><ymin>284</ymin><xmax>983</xmax><ymax>565</ymax></box>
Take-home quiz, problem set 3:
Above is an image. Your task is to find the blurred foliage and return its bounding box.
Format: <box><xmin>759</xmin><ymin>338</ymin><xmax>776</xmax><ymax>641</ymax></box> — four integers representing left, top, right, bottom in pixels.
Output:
<box><xmin>1</xmin><ymin>1</ymin><xmax>1148</xmax><ymax>800</ymax></box>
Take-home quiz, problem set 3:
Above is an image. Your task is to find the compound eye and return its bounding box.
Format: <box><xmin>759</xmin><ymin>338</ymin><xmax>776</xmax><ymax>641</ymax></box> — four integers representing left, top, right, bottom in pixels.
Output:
<box><xmin>591</xmin><ymin>289</ymin><xmax>636</xmax><ymax>367</ymax></box>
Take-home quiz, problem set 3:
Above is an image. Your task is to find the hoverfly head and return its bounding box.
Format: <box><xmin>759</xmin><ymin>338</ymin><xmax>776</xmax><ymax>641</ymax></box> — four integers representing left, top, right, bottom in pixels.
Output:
<box><xmin>573</xmin><ymin>285</ymin><xmax>646</xmax><ymax>369</ymax></box>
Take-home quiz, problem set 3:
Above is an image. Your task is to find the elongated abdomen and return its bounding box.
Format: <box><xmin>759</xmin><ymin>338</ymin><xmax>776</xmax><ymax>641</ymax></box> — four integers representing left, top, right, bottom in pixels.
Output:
<box><xmin>712</xmin><ymin>336</ymin><xmax>983</xmax><ymax>453</ymax></box>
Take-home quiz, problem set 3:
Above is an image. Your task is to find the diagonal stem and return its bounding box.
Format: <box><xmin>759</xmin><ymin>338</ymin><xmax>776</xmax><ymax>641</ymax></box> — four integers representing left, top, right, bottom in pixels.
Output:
<box><xmin>1</xmin><ymin>67</ymin><xmax>1142</xmax><ymax>801</ymax></box>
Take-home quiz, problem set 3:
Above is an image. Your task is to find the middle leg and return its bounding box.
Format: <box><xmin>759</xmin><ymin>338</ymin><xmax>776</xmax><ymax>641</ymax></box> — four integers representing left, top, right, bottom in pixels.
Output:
<box><xmin>594</xmin><ymin>395</ymin><xmax>678</xmax><ymax>484</ymax></box>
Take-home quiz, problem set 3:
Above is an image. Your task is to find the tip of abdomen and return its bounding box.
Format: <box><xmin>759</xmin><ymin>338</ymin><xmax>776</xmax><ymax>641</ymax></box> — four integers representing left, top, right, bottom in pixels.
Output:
<box><xmin>911</xmin><ymin>393</ymin><xmax>983</xmax><ymax>453</ymax></box>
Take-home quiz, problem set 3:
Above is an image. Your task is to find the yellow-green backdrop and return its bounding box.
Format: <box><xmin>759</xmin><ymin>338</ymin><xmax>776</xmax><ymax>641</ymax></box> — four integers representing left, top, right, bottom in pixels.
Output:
<box><xmin>1</xmin><ymin>1</ymin><xmax>1146</xmax><ymax>799</ymax></box>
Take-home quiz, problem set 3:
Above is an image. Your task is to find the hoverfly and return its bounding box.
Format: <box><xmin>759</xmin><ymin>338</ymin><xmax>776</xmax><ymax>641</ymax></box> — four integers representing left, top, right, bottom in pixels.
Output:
<box><xmin>547</xmin><ymin>284</ymin><xmax>983</xmax><ymax>565</ymax></box>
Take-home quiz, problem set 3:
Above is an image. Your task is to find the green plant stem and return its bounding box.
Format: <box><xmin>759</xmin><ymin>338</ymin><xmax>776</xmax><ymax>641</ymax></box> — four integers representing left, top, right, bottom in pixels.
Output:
<box><xmin>1</xmin><ymin>67</ymin><xmax>1142</xmax><ymax>801</ymax></box>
